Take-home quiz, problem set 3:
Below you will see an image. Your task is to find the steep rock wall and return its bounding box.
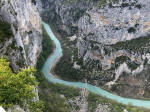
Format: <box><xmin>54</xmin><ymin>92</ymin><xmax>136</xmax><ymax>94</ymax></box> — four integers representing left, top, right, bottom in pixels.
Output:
<box><xmin>0</xmin><ymin>0</ymin><xmax>42</xmax><ymax>72</ymax></box>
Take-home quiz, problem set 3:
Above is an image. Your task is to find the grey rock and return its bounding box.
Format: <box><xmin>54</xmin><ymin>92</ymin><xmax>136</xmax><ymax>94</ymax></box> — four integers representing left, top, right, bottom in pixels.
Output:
<box><xmin>0</xmin><ymin>0</ymin><xmax>42</xmax><ymax>71</ymax></box>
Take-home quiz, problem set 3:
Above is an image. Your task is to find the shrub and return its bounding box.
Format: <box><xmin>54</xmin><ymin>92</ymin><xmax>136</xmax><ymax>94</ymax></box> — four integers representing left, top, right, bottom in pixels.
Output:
<box><xmin>128</xmin><ymin>27</ymin><xmax>136</xmax><ymax>33</ymax></box>
<box><xmin>0</xmin><ymin>57</ymin><xmax>37</xmax><ymax>109</ymax></box>
<box><xmin>0</xmin><ymin>21</ymin><xmax>13</xmax><ymax>43</ymax></box>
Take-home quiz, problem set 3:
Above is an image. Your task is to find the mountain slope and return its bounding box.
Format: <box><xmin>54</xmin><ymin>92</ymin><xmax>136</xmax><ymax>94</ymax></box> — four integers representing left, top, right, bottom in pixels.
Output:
<box><xmin>0</xmin><ymin>0</ymin><xmax>42</xmax><ymax>72</ymax></box>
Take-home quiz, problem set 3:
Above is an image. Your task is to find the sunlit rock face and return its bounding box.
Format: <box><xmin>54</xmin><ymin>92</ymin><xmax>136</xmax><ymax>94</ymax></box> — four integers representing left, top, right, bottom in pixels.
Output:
<box><xmin>78</xmin><ymin>0</ymin><xmax>150</xmax><ymax>45</ymax></box>
<box><xmin>42</xmin><ymin>0</ymin><xmax>150</xmax><ymax>67</ymax></box>
<box><xmin>78</xmin><ymin>0</ymin><xmax>150</xmax><ymax>68</ymax></box>
<box><xmin>0</xmin><ymin>0</ymin><xmax>42</xmax><ymax>71</ymax></box>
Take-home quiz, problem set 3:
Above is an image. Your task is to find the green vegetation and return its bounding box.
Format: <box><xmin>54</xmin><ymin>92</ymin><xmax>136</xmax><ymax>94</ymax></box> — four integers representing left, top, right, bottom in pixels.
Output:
<box><xmin>36</xmin><ymin>72</ymin><xmax>80</xmax><ymax>112</ymax></box>
<box><xmin>36</xmin><ymin>25</ymin><xmax>53</xmax><ymax>70</ymax></box>
<box><xmin>29</xmin><ymin>100</ymin><xmax>45</xmax><ymax>112</ymax></box>
<box><xmin>53</xmin><ymin>23</ymin><xmax>114</xmax><ymax>85</ymax></box>
<box><xmin>50</xmin><ymin>19</ymin><xmax>86</xmax><ymax>81</ymax></box>
<box><xmin>111</xmin><ymin>35</ymin><xmax>150</xmax><ymax>54</ymax></box>
<box><xmin>135</xmin><ymin>4</ymin><xmax>142</xmax><ymax>9</ymax></box>
<box><xmin>0</xmin><ymin>21</ymin><xmax>13</xmax><ymax>43</ymax></box>
<box><xmin>63</xmin><ymin>0</ymin><xmax>107</xmax><ymax>6</ymax></box>
<box><xmin>32</xmin><ymin>0</ymin><xmax>36</xmax><ymax>4</ymax></box>
<box><xmin>63</xmin><ymin>0</ymin><xmax>77</xmax><ymax>5</ymax></box>
<box><xmin>88</xmin><ymin>92</ymin><xmax>149</xmax><ymax>112</ymax></box>
<box><xmin>113</xmin><ymin>56</ymin><xmax>140</xmax><ymax>70</ymax></box>
<box><xmin>53</xmin><ymin>35</ymin><xmax>114</xmax><ymax>85</ymax></box>
<box><xmin>63</xmin><ymin>0</ymin><xmax>122</xmax><ymax>6</ymax></box>
<box><xmin>54</xmin><ymin>42</ymin><xmax>86</xmax><ymax>81</ymax></box>
<box><xmin>35</xmin><ymin>25</ymin><xmax>80</xmax><ymax>112</ymax></box>
<box><xmin>0</xmin><ymin>57</ymin><xmax>44</xmax><ymax>111</ymax></box>
<box><xmin>128</xmin><ymin>27</ymin><xmax>136</xmax><ymax>33</ymax></box>
<box><xmin>121</xmin><ymin>3</ymin><xmax>129</xmax><ymax>7</ymax></box>
<box><xmin>73</xmin><ymin>9</ymin><xmax>85</xmax><ymax>22</ymax></box>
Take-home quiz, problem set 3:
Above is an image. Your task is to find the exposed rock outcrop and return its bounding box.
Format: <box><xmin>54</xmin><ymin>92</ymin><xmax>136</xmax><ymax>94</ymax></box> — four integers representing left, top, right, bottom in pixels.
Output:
<box><xmin>0</xmin><ymin>0</ymin><xmax>43</xmax><ymax>111</ymax></box>
<box><xmin>41</xmin><ymin>0</ymin><xmax>150</xmax><ymax>68</ymax></box>
<box><xmin>78</xmin><ymin>0</ymin><xmax>150</xmax><ymax>66</ymax></box>
<box><xmin>0</xmin><ymin>0</ymin><xmax>42</xmax><ymax>72</ymax></box>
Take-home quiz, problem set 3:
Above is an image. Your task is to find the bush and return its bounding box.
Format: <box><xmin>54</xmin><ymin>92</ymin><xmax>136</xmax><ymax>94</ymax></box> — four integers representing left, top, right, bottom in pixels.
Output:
<box><xmin>0</xmin><ymin>21</ymin><xmax>13</xmax><ymax>43</ymax></box>
<box><xmin>0</xmin><ymin>57</ymin><xmax>37</xmax><ymax>109</ymax></box>
<box><xmin>29</xmin><ymin>100</ymin><xmax>45</xmax><ymax>112</ymax></box>
<box><xmin>36</xmin><ymin>25</ymin><xmax>53</xmax><ymax>70</ymax></box>
<box><xmin>128</xmin><ymin>27</ymin><xmax>136</xmax><ymax>33</ymax></box>
<box><xmin>111</xmin><ymin>35</ymin><xmax>150</xmax><ymax>54</ymax></box>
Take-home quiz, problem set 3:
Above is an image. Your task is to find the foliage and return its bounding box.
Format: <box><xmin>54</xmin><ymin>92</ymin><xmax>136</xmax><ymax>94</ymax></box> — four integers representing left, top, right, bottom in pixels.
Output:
<box><xmin>54</xmin><ymin>38</ymin><xmax>87</xmax><ymax>81</ymax></box>
<box><xmin>29</xmin><ymin>100</ymin><xmax>45</xmax><ymax>112</ymax></box>
<box><xmin>32</xmin><ymin>0</ymin><xmax>36</xmax><ymax>4</ymax></box>
<box><xmin>111</xmin><ymin>35</ymin><xmax>150</xmax><ymax>54</ymax></box>
<box><xmin>0</xmin><ymin>21</ymin><xmax>13</xmax><ymax>43</ymax></box>
<box><xmin>114</xmin><ymin>56</ymin><xmax>140</xmax><ymax>70</ymax></box>
<box><xmin>37</xmin><ymin>72</ymin><xmax>79</xmax><ymax>112</ymax></box>
<box><xmin>36</xmin><ymin>25</ymin><xmax>53</xmax><ymax>70</ymax></box>
<box><xmin>0</xmin><ymin>57</ymin><xmax>37</xmax><ymax>109</ymax></box>
<box><xmin>128</xmin><ymin>27</ymin><xmax>136</xmax><ymax>33</ymax></box>
<box><xmin>87</xmin><ymin>92</ymin><xmax>149</xmax><ymax>112</ymax></box>
<box><xmin>63</xmin><ymin>0</ymin><xmax>107</xmax><ymax>6</ymax></box>
<box><xmin>35</xmin><ymin>25</ymin><xmax>79</xmax><ymax>112</ymax></box>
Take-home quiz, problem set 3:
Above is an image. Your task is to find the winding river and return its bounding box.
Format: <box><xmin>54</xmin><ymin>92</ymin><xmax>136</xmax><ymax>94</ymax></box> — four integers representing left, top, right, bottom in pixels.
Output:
<box><xmin>42</xmin><ymin>22</ymin><xmax>150</xmax><ymax>109</ymax></box>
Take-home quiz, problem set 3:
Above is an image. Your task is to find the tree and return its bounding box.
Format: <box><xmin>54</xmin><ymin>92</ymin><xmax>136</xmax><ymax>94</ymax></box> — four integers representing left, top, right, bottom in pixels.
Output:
<box><xmin>0</xmin><ymin>57</ymin><xmax>37</xmax><ymax>109</ymax></box>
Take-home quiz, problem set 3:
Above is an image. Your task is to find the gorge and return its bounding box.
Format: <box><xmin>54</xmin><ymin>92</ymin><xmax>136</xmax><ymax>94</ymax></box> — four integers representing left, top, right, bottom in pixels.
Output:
<box><xmin>1</xmin><ymin>0</ymin><xmax>150</xmax><ymax>112</ymax></box>
<box><xmin>42</xmin><ymin>21</ymin><xmax>150</xmax><ymax>109</ymax></box>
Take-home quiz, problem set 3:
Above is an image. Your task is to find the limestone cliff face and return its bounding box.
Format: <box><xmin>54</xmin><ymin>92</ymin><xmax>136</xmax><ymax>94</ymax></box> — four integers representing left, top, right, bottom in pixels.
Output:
<box><xmin>41</xmin><ymin>0</ymin><xmax>150</xmax><ymax>71</ymax></box>
<box><xmin>0</xmin><ymin>0</ymin><xmax>42</xmax><ymax>72</ymax></box>
<box><xmin>79</xmin><ymin>0</ymin><xmax>150</xmax><ymax>45</ymax></box>
<box><xmin>78</xmin><ymin>0</ymin><xmax>150</xmax><ymax>67</ymax></box>
<box><xmin>42</xmin><ymin>0</ymin><xmax>150</xmax><ymax>66</ymax></box>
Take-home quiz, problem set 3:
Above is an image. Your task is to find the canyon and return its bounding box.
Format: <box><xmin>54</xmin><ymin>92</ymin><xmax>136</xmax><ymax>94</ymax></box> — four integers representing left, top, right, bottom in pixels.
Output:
<box><xmin>41</xmin><ymin>0</ymin><xmax>150</xmax><ymax>99</ymax></box>
<box><xmin>1</xmin><ymin>0</ymin><xmax>150</xmax><ymax>111</ymax></box>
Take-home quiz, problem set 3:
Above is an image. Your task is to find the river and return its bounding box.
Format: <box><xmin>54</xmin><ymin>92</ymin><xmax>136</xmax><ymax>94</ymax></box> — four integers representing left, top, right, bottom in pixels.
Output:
<box><xmin>42</xmin><ymin>21</ymin><xmax>150</xmax><ymax>109</ymax></box>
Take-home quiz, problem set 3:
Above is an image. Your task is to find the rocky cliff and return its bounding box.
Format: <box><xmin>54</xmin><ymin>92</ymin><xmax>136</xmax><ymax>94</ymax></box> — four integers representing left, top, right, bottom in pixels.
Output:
<box><xmin>41</xmin><ymin>0</ymin><xmax>150</xmax><ymax>99</ymax></box>
<box><xmin>0</xmin><ymin>0</ymin><xmax>43</xmax><ymax>111</ymax></box>
<box><xmin>0</xmin><ymin>0</ymin><xmax>42</xmax><ymax>72</ymax></box>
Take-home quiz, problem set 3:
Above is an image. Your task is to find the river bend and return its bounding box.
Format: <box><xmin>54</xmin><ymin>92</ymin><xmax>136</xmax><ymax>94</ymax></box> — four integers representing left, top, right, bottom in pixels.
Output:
<box><xmin>42</xmin><ymin>22</ymin><xmax>150</xmax><ymax>109</ymax></box>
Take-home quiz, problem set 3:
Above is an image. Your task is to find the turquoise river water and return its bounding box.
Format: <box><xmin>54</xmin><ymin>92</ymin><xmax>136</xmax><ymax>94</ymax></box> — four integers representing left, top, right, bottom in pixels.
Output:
<box><xmin>42</xmin><ymin>22</ymin><xmax>150</xmax><ymax>109</ymax></box>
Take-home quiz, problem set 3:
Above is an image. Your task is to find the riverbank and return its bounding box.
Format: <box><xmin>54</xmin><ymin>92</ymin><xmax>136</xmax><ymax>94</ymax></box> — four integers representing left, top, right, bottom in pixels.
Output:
<box><xmin>50</xmin><ymin>53</ymin><xmax>62</xmax><ymax>79</ymax></box>
<box><xmin>35</xmin><ymin>24</ymin><xmax>81</xmax><ymax>112</ymax></box>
